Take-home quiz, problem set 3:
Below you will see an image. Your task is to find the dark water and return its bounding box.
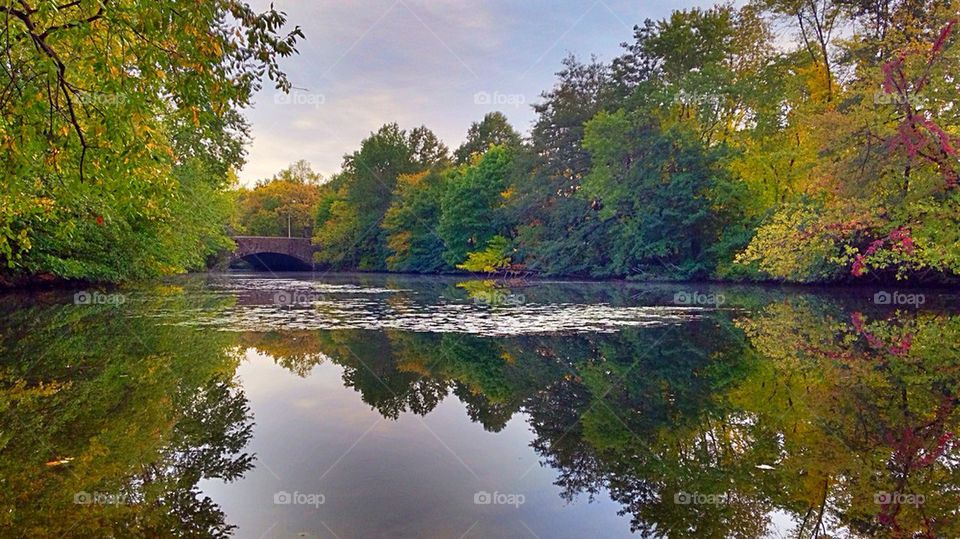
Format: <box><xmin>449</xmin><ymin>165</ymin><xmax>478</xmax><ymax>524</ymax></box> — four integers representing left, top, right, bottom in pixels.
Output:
<box><xmin>1</xmin><ymin>273</ymin><xmax>958</xmax><ymax>538</ymax></box>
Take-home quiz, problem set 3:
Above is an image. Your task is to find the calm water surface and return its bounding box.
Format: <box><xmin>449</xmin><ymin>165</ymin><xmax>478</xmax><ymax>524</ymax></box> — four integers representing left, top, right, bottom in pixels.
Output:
<box><xmin>1</xmin><ymin>273</ymin><xmax>958</xmax><ymax>538</ymax></box>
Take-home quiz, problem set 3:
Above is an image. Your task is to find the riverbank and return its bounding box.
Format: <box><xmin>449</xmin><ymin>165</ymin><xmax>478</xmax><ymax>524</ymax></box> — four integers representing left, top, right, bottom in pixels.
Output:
<box><xmin>4</xmin><ymin>265</ymin><xmax>959</xmax><ymax>291</ymax></box>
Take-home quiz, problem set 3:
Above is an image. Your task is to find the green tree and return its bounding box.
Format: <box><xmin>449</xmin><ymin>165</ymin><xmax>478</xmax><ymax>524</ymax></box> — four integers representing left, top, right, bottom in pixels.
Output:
<box><xmin>584</xmin><ymin>112</ymin><xmax>736</xmax><ymax>278</ymax></box>
<box><xmin>456</xmin><ymin>235</ymin><xmax>512</xmax><ymax>273</ymax></box>
<box><xmin>0</xmin><ymin>0</ymin><xmax>301</xmax><ymax>283</ymax></box>
<box><xmin>509</xmin><ymin>55</ymin><xmax>613</xmax><ymax>276</ymax></box>
<box><xmin>382</xmin><ymin>170</ymin><xmax>451</xmax><ymax>273</ymax></box>
<box><xmin>313</xmin><ymin>124</ymin><xmax>448</xmax><ymax>270</ymax></box>
<box><xmin>438</xmin><ymin>146</ymin><xmax>513</xmax><ymax>266</ymax></box>
<box><xmin>454</xmin><ymin>112</ymin><xmax>522</xmax><ymax>164</ymax></box>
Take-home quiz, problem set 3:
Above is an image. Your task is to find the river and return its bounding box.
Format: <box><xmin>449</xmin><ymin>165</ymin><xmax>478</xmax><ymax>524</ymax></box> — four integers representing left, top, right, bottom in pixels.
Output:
<box><xmin>1</xmin><ymin>272</ymin><xmax>958</xmax><ymax>538</ymax></box>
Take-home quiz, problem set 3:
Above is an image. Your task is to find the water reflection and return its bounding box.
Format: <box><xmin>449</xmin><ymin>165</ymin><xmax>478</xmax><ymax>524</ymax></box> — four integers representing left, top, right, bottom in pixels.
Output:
<box><xmin>0</xmin><ymin>290</ymin><xmax>254</xmax><ymax>537</ymax></box>
<box><xmin>1</xmin><ymin>276</ymin><xmax>958</xmax><ymax>537</ymax></box>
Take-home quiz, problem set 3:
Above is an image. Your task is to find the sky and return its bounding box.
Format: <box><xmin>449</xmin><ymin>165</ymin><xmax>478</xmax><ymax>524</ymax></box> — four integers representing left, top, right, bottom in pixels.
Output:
<box><xmin>240</xmin><ymin>0</ymin><xmax>714</xmax><ymax>186</ymax></box>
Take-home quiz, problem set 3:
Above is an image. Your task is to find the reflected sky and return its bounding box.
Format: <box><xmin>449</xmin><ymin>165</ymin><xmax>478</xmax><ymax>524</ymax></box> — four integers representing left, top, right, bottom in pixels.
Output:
<box><xmin>200</xmin><ymin>350</ymin><xmax>633</xmax><ymax>538</ymax></box>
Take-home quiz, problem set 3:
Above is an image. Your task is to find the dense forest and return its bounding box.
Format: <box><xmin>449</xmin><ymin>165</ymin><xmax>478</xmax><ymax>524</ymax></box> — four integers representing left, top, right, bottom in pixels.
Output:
<box><xmin>246</xmin><ymin>1</ymin><xmax>960</xmax><ymax>283</ymax></box>
<box><xmin>3</xmin><ymin>1</ymin><xmax>959</xmax><ymax>285</ymax></box>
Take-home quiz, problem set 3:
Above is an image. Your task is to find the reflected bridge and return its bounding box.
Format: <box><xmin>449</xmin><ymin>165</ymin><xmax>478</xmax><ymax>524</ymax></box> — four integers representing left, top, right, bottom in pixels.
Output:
<box><xmin>230</xmin><ymin>236</ymin><xmax>318</xmax><ymax>271</ymax></box>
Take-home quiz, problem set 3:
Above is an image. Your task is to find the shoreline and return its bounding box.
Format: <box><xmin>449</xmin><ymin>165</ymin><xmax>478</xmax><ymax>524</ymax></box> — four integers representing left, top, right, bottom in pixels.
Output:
<box><xmin>3</xmin><ymin>267</ymin><xmax>959</xmax><ymax>292</ymax></box>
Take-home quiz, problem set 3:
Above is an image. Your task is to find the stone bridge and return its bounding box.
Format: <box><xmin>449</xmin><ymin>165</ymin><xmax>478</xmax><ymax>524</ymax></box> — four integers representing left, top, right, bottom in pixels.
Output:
<box><xmin>229</xmin><ymin>236</ymin><xmax>318</xmax><ymax>271</ymax></box>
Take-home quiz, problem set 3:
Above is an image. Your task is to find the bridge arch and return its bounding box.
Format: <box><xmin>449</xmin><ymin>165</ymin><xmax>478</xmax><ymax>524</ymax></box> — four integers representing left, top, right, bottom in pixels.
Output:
<box><xmin>230</xmin><ymin>236</ymin><xmax>318</xmax><ymax>271</ymax></box>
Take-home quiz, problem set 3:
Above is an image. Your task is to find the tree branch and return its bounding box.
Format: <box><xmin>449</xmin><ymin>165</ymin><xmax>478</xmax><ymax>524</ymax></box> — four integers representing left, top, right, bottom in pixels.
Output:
<box><xmin>0</xmin><ymin>1</ymin><xmax>107</xmax><ymax>181</ymax></box>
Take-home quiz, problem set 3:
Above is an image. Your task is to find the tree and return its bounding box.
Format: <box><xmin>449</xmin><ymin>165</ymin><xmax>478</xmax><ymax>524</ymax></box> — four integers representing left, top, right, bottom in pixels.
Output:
<box><xmin>382</xmin><ymin>170</ymin><xmax>451</xmax><ymax>273</ymax></box>
<box><xmin>269</xmin><ymin>159</ymin><xmax>324</xmax><ymax>185</ymax></box>
<box><xmin>313</xmin><ymin>123</ymin><xmax>448</xmax><ymax>270</ymax></box>
<box><xmin>457</xmin><ymin>235</ymin><xmax>512</xmax><ymax>273</ymax></box>
<box><xmin>509</xmin><ymin>55</ymin><xmax>613</xmax><ymax>276</ymax></box>
<box><xmin>759</xmin><ymin>0</ymin><xmax>845</xmax><ymax>101</ymax></box>
<box><xmin>235</xmin><ymin>161</ymin><xmax>325</xmax><ymax>238</ymax></box>
<box><xmin>409</xmin><ymin>126</ymin><xmax>453</xmax><ymax>169</ymax></box>
<box><xmin>454</xmin><ymin>112</ymin><xmax>522</xmax><ymax>164</ymax></box>
<box><xmin>0</xmin><ymin>0</ymin><xmax>301</xmax><ymax>283</ymax></box>
<box><xmin>584</xmin><ymin>111</ymin><xmax>736</xmax><ymax>278</ymax></box>
<box><xmin>438</xmin><ymin>146</ymin><xmax>513</xmax><ymax>266</ymax></box>
<box><xmin>739</xmin><ymin>9</ymin><xmax>960</xmax><ymax>282</ymax></box>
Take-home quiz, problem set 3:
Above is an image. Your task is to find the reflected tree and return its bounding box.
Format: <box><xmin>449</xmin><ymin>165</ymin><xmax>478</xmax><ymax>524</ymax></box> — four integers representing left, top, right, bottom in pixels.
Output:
<box><xmin>0</xmin><ymin>290</ymin><xmax>254</xmax><ymax>537</ymax></box>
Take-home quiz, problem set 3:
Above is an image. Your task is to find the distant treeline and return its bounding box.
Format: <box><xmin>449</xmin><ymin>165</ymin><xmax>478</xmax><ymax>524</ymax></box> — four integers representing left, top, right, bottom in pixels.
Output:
<box><xmin>238</xmin><ymin>1</ymin><xmax>960</xmax><ymax>283</ymax></box>
<box><xmin>5</xmin><ymin>1</ymin><xmax>958</xmax><ymax>285</ymax></box>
